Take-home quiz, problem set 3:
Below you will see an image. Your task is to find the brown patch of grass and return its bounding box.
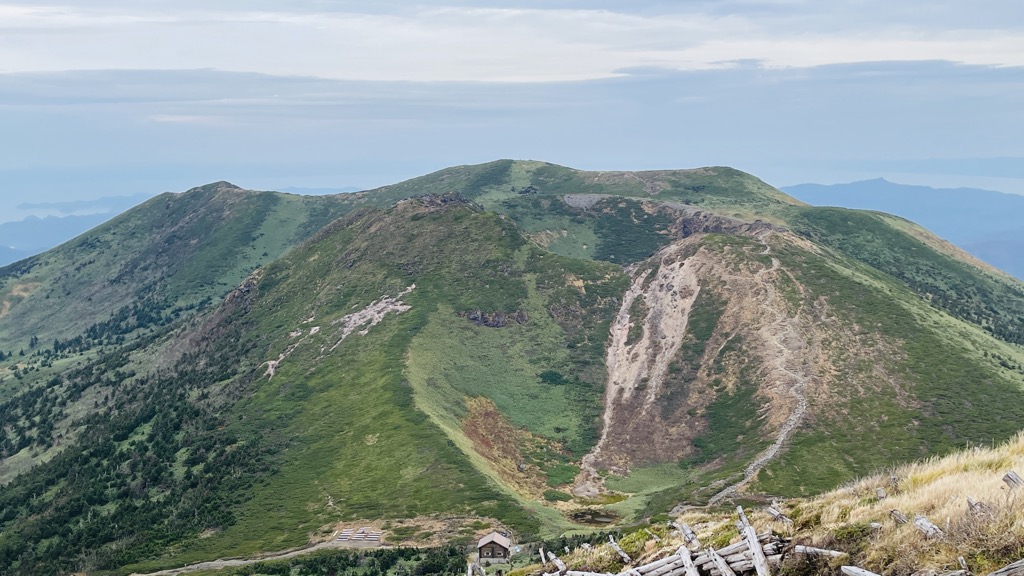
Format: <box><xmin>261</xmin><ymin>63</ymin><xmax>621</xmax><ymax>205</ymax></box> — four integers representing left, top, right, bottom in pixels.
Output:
<box><xmin>462</xmin><ymin>397</ymin><xmax>561</xmax><ymax>501</ymax></box>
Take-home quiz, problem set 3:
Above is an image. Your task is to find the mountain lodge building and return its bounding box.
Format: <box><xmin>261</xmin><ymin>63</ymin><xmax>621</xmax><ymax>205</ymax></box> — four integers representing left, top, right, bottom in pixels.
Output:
<box><xmin>477</xmin><ymin>532</ymin><xmax>511</xmax><ymax>564</ymax></box>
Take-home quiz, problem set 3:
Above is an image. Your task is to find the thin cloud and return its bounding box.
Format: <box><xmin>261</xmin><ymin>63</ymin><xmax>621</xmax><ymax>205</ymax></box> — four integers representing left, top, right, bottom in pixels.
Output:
<box><xmin>0</xmin><ymin>3</ymin><xmax>1021</xmax><ymax>81</ymax></box>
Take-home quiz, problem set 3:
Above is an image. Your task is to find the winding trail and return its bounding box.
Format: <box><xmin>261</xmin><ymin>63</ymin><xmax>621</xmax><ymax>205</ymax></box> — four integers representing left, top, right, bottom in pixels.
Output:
<box><xmin>128</xmin><ymin>539</ymin><xmax>386</xmax><ymax>576</ymax></box>
<box><xmin>707</xmin><ymin>233</ymin><xmax>809</xmax><ymax>505</ymax></box>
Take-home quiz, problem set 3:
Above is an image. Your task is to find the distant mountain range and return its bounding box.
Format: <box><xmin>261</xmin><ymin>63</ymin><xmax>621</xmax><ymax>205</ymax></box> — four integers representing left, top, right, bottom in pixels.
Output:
<box><xmin>0</xmin><ymin>193</ymin><xmax>156</xmax><ymax>266</ymax></box>
<box><xmin>782</xmin><ymin>178</ymin><xmax>1024</xmax><ymax>279</ymax></box>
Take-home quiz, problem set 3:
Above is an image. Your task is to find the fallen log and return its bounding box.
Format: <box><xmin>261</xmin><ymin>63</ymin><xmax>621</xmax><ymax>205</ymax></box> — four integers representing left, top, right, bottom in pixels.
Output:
<box><xmin>792</xmin><ymin>545</ymin><xmax>847</xmax><ymax>558</ymax></box>
<box><xmin>913</xmin><ymin>515</ymin><xmax>944</xmax><ymax>539</ymax></box>
<box><xmin>707</xmin><ymin>548</ymin><xmax>737</xmax><ymax>576</ymax></box>
<box><xmin>890</xmin><ymin>509</ymin><xmax>909</xmax><ymax>524</ymax></box>
<box><xmin>692</xmin><ymin>539</ymin><xmax>780</xmax><ymax>569</ymax></box>
<box><xmin>547</xmin><ymin>551</ymin><xmax>568</xmax><ymax>575</ymax></box>
<box><xmin>988</xmin><ymin>557</ymin><xmax>1024</xmax><ymax>576</ymax></box>
<box><xmin>704</xmin><ymin>555</ymin><xmax>783</xmax><ymax>576</ymax></box>
<box><xmin>669</xmin><ymin>522</ymin><xmax>701</xmax><ymax>549</ymax></box>
<box><xmin>841</xmin><ymin>567</ymin><xmax>881</xmax><ymax>576</ymax></box>
<box><xmin>609</xmin><ymin>535</ymin><xmax>632</xmax><ymax>564</ymax></box>
<box><xmin>737</xmin><ymin>506</ymin><xmax>771</xmax><ymax>576</ymax></box>
<box><xmin>1003</xmin><ymin>471</ymin><xmax>1024</xmax><ymax>490</ymax></box>
<box><xmin>766</xmin><ymin>506</ymin><xmax>792</xmax><ymax>524</ymax></box>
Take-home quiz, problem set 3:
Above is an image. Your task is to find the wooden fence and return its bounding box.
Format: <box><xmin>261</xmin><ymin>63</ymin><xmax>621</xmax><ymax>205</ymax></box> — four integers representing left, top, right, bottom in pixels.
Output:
<box><xmin>533</xmin><ymin>469</ymin><xmax>1024</xmax><ymax>576</ymax></box>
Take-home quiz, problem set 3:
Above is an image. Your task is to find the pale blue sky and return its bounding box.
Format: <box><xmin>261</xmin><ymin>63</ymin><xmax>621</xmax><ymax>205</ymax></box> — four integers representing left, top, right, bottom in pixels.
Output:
<box><xmin>2</xmin><ymin>0</ymin><xmax>1023</xmax><ymax>221</ymax></box>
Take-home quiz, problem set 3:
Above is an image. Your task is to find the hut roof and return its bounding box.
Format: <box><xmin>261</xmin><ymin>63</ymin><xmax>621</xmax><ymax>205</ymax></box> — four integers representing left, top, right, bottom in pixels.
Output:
<box><xmin>477</xmin><ymin>532</ymin><xmax>512</xmax><ymax>550</ymax></box>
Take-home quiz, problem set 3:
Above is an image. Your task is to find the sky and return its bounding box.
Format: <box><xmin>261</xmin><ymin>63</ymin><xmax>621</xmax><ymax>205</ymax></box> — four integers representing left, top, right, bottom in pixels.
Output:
<box><xmin>2</xmin><ymin>0</ymin><xmax>1023</xmax><ymax>222</ymax></box>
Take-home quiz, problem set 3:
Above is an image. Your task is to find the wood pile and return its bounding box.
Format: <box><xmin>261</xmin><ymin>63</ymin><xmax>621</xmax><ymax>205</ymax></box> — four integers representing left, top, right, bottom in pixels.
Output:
<box><xmin>538</xmin><ymin>470</ymin><xmax>1024</xmax><ymax>576</ymax></box>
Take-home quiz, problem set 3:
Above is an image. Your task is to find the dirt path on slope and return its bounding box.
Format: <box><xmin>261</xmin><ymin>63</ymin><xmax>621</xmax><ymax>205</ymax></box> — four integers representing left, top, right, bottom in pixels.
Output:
<box><xmin>707</xmin><ymin>234</ymin><xmax>809</xmax><ymax>505</ymax></box>
<box><xmin>129</xmin><ymin>539</ymin><xmax>387</xmax><ymax>576</ymax></box>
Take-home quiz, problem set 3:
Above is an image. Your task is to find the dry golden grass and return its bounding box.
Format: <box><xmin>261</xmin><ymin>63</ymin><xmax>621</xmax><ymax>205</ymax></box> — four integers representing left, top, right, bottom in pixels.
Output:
<box><xmin>784</xmin><ymin>433</ymin><xmax>1024</xmax><ymax>574</ymax></box>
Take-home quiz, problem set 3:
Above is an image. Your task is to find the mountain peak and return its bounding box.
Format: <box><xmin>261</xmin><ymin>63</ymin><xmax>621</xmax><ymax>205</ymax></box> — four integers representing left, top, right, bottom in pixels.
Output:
<box><xmin>184</xmin><ymin>180</ymin><xmax>246</xmax><ymax>194</ymax></box>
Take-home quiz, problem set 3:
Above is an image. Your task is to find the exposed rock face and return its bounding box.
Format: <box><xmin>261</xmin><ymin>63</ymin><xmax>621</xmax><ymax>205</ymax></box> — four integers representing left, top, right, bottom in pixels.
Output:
<box><xmin>458</xmin><ymin>309</ymin><xmax>529</xmax><ymax>328</ymax></box>
<box><xmin>574</xmin><ymin>229</ymin><xmax>825</xmax><ymax>497</ymax></box>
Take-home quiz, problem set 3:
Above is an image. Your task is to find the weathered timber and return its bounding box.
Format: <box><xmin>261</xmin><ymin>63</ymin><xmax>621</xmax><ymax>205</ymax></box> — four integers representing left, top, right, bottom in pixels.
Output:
<box><xmin>638</xmin><ymin>554</ymin><xmax>682</xmax><ymax>576</ymax></box>
<box><xmin>891</xmin><ymin>509</ymin><xmax>909</xmax><ymax>524</ymax></box>
<box><xmin>644</xmin><ymin>528</ymin><xmax>663</xmax><ymax>542</ymax></box>
<box><xmin>707</xmin><ymin>548</ymin><xmax>737</xmax><ymax>576</ymax></box>
<box><xmin>641</xmin><ymin>556</ymin><xmax>684</xmax><ymax>576</ymax></box>
<box><xmin>875</xmin><ymin>488</ymin><xmax>888</xmax><ymax>500</ymax></box>
<box><xmin>766</xmin><ymin>506</ymin><xmax>792</xmax><ymax>523</ymax></box>
<box><xmin>677</xmin><ymin>546</ymin><xmax>700</xmax><ymax>576</ymax></box>
<box><xmin>1003</xmin><ymin>471</ymin><xmax>1024</xmax><ymax>490</ymax></box>
<box><xmin>547</xmin><ymin>551</ymin><xmax>568</xmax><ymax>574</ymax></box>
<box><xmin>988</xmin><ymin>558</ymin><xmax>1024</xmax><ymax>576</ymax></box>
<box><xmin>707</xmin><ymin>555</ymin><xmax>783</xmax><ymax>576</ymax></box>
<box><xmin>609</xmin><ymin>535</ymin><xmax>632</xmax><ymax>564</ymax></box>
<box><xmin>669</xmin><ymin>522</ymin><xmax>701</xmax><ymax>549</ymax></box>
<box><xmin>967</xmin><ymin>496</ymin><xmax>989</xmax><ymax>514</ymax></box>
<box><xmin>913</xmin><ymin>514</ymin><xmax>944</xmax><ymax>539</ymax></box>
<box><xmin>958</xmin><ymin>556</ymin><xmax>969</xmax><ymax>571</ymax></box>
<box><xmin>939</xmin><ymin>571</ymin><xmax>969</xmax><ymax>576</ymax></box>
<box><xmin>868</xmin><ymin>523</ymin><xmax>883</xmax><ymax>531</ymax></box>
<box><xmin>690</xmin><ymin>535</ymin><xmax>776</xmax><ymax>569</ymax></box>
<box><xmin>792</xmin><ymin>545</ymin><xmax>848</xmax><ymax>558</ymax></box>
<box><xmin>737</xmin><ymin>506</ymin><xmax>771</xmax><ymax>576</ymax></box>
<box><xmin>692</xmin><ymin>543</ymin><xmax>783</xmax><ymax>570</ymax></box>
<box><xmin>693</xmin><ymin>542</ymin><xmax>779</xmax><ymax>571</ymax></box>
<box><xmin>841</xmin><ymin>567</ymin><xmax>881</xmax><ymax>576</ymax></box>
<box><xmin>565</xmin><ymin>547</ymin><xmax>572</xmax><ymax>554</ymax></box>
<box><xmin>566</xmin><ymin>572</ymin><xmax>615</xmax><ymax>576</ymax></box>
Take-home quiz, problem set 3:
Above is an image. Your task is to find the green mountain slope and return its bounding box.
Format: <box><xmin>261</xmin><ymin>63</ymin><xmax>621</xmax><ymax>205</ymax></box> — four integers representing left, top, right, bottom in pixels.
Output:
<box><xmin>0</xmin><ymin>161</ymin><xmax>1023</xmax><ymax>575</ymax></box>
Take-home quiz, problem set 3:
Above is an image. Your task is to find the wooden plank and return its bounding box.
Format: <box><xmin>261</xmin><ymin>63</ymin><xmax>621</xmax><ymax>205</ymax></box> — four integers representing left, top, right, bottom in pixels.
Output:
<box><xmin>968</xmin><ymin>496</ymin><xmax>989</xmax><ymax>513</ymax></box>
<box><xmin>644</xmin><ymin>528</ymin><xmax>662</xmax><ymax>542</ymax></box>
<box><xmin>890</xmin><ymin>509</ymin><xmax>908</xmax><ymax>524</ymax></box>
<box><xmin>792</xmin><ymin>545</ymin><xmax>847</xmax><ymax>558</ymax></box>
<box><xmin>766</xmin><ymin>506</ymin><xmax>792</xmax><ymax>523</ymax></box>
<box><xmin>691</xmin><ymin>535</ymin><xmax>777</xmax><ymax>569</ymax></box>
<box><xmin>678</xmin><ymin>546</ymin><xmax>699</xmax><ymax>576</ymax></box>
<box><xmin>913</xmin><ymin>515</ymin><xmax>944</xmax><ymax>539</ymax></box>
<box><xmin>1004</xmin><ymin>471</ymin><xmax>1024</xmax><ymax>490</ymax></box>
<box><xmin>988</xmin><ymin>558</ymin><xmax>1024</xmax><ymax>576</ymax></box>
<box><xmin>639</xmin><ymin>556</ymin><xmax>683</xmax><ymax>576</ymax></box>
<box><xmin>547</xmin><ymin>551</ymin><xmax>568</xmax><ymax>574</ymax></box>
<box><xmin>635</xmin><ymin>553</ymin><xmax>680</xmax><ymax>575</ymax></box>
<box><xmin>841</xmin><ymin>567</ymin><xmax>881</xmax><ymax>576</ymax></box>
<box><xmin>669</xmin><ymin>522</ymin><xmax>701</xmax><ymax>549</ymax></box>
<box><xmin>737</xmin><ymin>506</ymin><xmax>771</xmax><ymax>576</ymax></box>
<box><xmin>707</xmin><ymin>548</ymin><xmax>737</xmax><ymax>576</ymax></box>
<box><xmin>609</xmin><ymin>535</ymin><xmax>632</xmax><ymax>564</ymax></box>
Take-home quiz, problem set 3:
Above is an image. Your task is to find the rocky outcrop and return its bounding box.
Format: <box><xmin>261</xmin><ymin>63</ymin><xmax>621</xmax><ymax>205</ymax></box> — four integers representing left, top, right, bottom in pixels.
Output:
<box><xmin>458</xmin><ymin>309</ymin><xmax>529</xmax><ymax>328</ymax></box>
